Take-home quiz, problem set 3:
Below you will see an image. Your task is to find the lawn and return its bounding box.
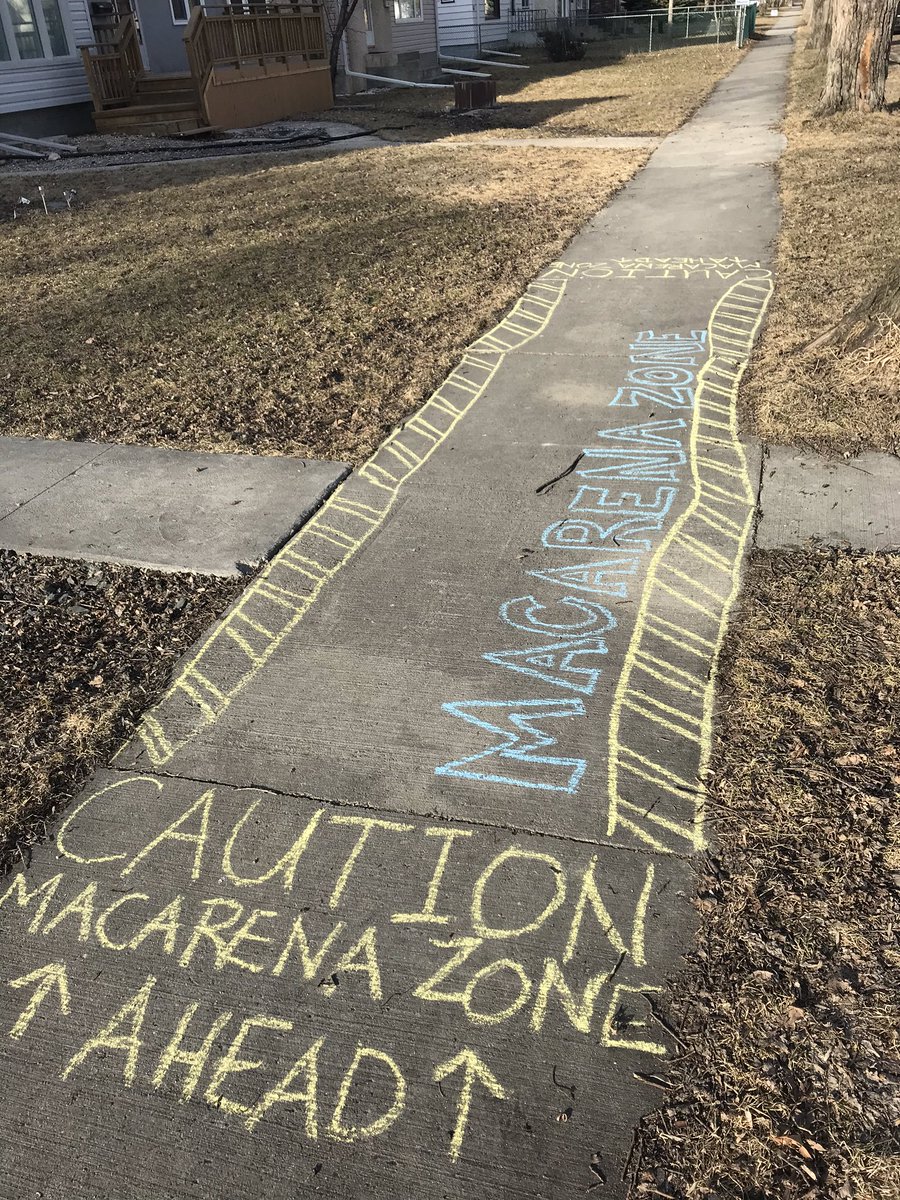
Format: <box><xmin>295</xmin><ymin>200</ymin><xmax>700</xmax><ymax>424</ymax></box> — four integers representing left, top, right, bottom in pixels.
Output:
<box><xmin>1</xmin><ymin>144</ymin><xmax>645</xmax><ymax>463</ymax></box>
<box><xmin>631</xmin><ymin>32</ymin><xmax>900</xmax><ymax>1197</ymax></box>
<box><xmin>742</xmin><ymin>36</ymin><xmax>900</xmax><ymax>456</ymax></box>
<box><xmin>0</xmin><ymin>36</ymin><xmax>753</xmax><ymax>464</ymax></box>
<box><xmin>333</xmin><ymin>40</ymin><xmax>747</xmax><ymax>141</ymax></box>
<box><xmin>636</xmin><ymin>549</ymin><xmax>900</xmax><ymax>1200</ymax></box>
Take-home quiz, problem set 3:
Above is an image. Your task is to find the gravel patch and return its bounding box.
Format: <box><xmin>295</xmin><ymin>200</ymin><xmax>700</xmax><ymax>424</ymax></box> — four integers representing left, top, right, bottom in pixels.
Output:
<box><xmin>0</xmin><ymin>122</ymin><xmax>376</xmax><ymax>178</ymax></box>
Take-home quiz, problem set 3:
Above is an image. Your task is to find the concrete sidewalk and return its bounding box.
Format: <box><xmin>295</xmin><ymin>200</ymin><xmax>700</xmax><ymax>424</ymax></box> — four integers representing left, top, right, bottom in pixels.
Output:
<box><xmin>0</xmin><ymin>437</ymin><xmax>348</xmax><ymax>575</ymax></box>
<box><xmin>0</xmin><ymin>21</ymin><xmax>799</xmax><ymax>1200</ymax></box>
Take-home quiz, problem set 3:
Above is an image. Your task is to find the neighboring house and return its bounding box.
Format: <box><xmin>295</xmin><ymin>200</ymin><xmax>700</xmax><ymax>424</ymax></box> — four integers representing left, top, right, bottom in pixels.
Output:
<box><xmin>1</xmin><ymin>0</ymin><xmax>460</xmax><ymax>137</ymax></box>
<box><xmin>337</xmin><ymin>0</ymin><xmax>440</xmax><ymax>90</ymax></box>
<box><xmin>81</xmin><ymin>2</ymin><xmax>333</xmax><ymax>135</ymax></box>
<box><xmin>434</xmin><ymin>0</ymin><xmax>512</xmax><ymax>57</ymax></box>
<box><xmin>0</xmin><ymin>0</ymin><xmax>94</xmax><ymax>134</ymax></box>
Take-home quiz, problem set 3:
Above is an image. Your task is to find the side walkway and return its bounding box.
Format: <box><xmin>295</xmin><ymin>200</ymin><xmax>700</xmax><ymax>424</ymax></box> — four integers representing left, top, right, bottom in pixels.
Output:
<box><xmin>0</xmin><ymin>22</ymin><xmax>799</xmax><ymax>1200</ymax></box>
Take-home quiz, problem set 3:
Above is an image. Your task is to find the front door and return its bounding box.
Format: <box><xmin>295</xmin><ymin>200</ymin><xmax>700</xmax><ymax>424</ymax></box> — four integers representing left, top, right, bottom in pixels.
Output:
<box><xmin>89</xmin><ymin>0</ymin><xmax>150</xmax><ymax>66</ymax></box>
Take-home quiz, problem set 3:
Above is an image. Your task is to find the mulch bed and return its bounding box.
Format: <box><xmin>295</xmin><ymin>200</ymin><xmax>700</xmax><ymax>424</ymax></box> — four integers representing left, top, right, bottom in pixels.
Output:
<box><xmin>0</xmin><ymin>550</ymin><xmax>241</xmax><ymax>873</ymax></box>
<box><xmin>632</xmin><ymin>548</ymin><xmax>900</xmax><ymax>1200</ymax></box>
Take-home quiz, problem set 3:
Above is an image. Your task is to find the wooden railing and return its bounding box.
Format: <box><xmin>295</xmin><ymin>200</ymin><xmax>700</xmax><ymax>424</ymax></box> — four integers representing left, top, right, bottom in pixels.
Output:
<box><xmin>79</xmin><ymin>14</ymin><xmax>143</xmax><ymax>110</ymax></box>
<box><xmin>184</xmin><ymin>3</ymin><xmax>327</xmax><ymax>96</ymax></box>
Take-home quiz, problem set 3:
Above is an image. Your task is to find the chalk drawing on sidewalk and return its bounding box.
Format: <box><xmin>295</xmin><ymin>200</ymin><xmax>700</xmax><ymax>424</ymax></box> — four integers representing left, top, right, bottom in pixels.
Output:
<box><xmin>435</xmin><ymin>436</ymin><xmax>687</xmax><ymax>792</ymax></box>
<box><xmin>612</xmin><ymin>329</ymin><xmax>707</xmax><ymax>408</ymax></box>
<box><xmin>431</xmin><ymin>263</ymin><xmax>773</xmax><ymax>848</ymax></box>
<box><xmin>126</xmin><ymin>277</ymin><xmax>572</xmax><ymax>768</ymax></box>
<box><xmin>435</xmin><ymin>699</ymin><xmax>588</xmax><ymax>794</ymax></box>
<box><xmin>0</xmin><ymin>776</ymin><xmax>670</xmax><ymax>1167</ymax></box>
<box><xmin>607</xmin><ymin>272</ymin><xmax>774</xmax><ymax>855</ymax></box>
<box><xmin>545</xmin><ymin>257</ymin><xmax>771</xmax><ymax>281</ymax></box>
<box><xmin>126</xmin><ymin>257</ymin><xmax>772</xmax><ymax>821</ymax></box>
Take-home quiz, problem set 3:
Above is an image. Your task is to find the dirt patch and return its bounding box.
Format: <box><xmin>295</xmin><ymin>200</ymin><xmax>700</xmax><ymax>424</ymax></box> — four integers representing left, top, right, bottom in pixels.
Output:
<box><xmin>333</xmin><ymin>41</ymin><xmax>746</xmax><ymax>142</ymax></box>
<box><xmin>742</xmin><ymin>36</ymin><xmax>900</xmax><ymax>455</ymax></box>
<box><xmin>633</xmin><ymin>548</ymin><xmax>900</xmax><ymax>1199</ymax></box>
<box><xmin>0</xmin><ymin>144</ymin><xmax>644</xmax><ymax>464</ymax></box>
<box><xmin>0</xmin><ymin>551</ymin><xmax>241</xmax><ymax>871</ymax></box>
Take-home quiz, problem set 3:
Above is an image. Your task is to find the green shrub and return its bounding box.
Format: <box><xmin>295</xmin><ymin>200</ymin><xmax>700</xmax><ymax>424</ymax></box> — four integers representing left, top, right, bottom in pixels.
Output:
<box><xmin>538</xmin><ymin>26</ymin><xmax>586</xmax><ymax>61</ymax></box>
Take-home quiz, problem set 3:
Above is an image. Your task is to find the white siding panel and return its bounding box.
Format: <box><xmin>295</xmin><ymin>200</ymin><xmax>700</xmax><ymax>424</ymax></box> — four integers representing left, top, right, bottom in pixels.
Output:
<box><xmin>437</xmin><ymin>0</ymin><xmax>511</xmax><ymax>49</ymax></box>
<box><xmin>0</xmin><ymin>0</ymin><xmax>92</xmax><ymax>113</ymax></box>
<box><xmin>392</xmin><ymin>0</ymin><xmax>438</xmax><ymax>54</ymax></box>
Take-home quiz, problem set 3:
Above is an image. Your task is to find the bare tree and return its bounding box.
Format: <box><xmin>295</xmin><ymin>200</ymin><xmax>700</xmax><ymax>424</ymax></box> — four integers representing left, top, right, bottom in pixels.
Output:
<box><xmin>816</xmin><ymin>0</ymin><xmax>895</xmax><ymax>113</ymax></box>
<box><xmin>806</xmin><ymin>261</ymin><xmax>900</xmax><ymax>351</ymax></box>
<box><xmin>805</xmin><ymin>0</ymin><xmax>833</xmax><ymax>51</ymax></box>
<box><xmin>323</xmin><ymin>0</ymin><xmax>362</xmax><ymax>84</ymax></box>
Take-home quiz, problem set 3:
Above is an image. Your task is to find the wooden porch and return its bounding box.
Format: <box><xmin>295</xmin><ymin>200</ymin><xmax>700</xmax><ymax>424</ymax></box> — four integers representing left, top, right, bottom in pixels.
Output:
<box><xmin>80</xmin><ymin>3</ymin><xmax>333</xmax><ymax>136</ymax></box>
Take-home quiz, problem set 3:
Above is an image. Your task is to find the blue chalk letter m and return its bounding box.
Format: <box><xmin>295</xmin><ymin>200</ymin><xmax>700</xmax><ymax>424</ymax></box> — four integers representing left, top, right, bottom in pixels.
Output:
<box><xmin>435</xmin><ymin>698</ymin><xmax>586</xmax><ymax>794</ymax></box>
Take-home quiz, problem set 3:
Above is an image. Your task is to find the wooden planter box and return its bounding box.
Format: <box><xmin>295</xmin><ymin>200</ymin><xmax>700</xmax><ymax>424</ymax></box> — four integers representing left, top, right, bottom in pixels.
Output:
<box><xmin>454</xmin><ymin>78</ymin><xmax>497</xmax><ymax>111</ymax></box>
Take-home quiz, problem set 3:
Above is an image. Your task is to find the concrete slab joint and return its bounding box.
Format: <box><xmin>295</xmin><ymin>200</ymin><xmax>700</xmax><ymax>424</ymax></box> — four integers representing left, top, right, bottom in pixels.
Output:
<box><xmin>756</xmin><ymin>447</ymin><xmax>900</xmax><ymax>552</ymax></box>
<box><xmin>0</xmin><ymin>20</ymin><xmax>806</xmax><ymax>1200</ymax></box>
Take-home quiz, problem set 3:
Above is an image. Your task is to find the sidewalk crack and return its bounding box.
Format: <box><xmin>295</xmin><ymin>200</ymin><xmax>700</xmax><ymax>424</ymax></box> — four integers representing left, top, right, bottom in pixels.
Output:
<box><xmin>103</xmin><ymin>763</ymin><xmax>695</xmax><ymax>863</ymax></box>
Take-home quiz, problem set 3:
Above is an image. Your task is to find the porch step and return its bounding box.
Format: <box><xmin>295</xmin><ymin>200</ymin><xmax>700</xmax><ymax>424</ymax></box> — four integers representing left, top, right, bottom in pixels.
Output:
<box><xmin>93</xmin><ymin>101</ymin><xmax>210</xmax><ymax>137</ymax></box>
<box><xmin>135</xmin><ymin>84</ymin><xmax>198</xmax><ymax>104</ymax></box>
<box><xmin>135</xmin><ymin>71</ymin><xmax>193</xmax><ymax>92</ymax></box>
<box><xmin>135</xmin><ymin>73</ymin><xmax>198</xmax><ymax>107</ymax></box>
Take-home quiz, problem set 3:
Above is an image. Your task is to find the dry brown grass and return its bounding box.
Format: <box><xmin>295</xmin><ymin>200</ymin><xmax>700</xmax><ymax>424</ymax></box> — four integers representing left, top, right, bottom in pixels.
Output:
<box><xmin>0</xmin><ymin>552</ymin><xmax>241</xmax><ymax>870</ymax></box>
<box><xmin>634</xmin><ymin>549</ymin><xmax>900</xmax><ymax>1200</ymax></box>
<box><xmin>333</xmin><ymin>40</ymin><xmax>747</xmax><ymax>142</ymax></box>
<box><xmin>742</xmin><ymin>38</ymin><xmax>900</xmax><ymax>455</ymax></box>
<box><xmin>0</xmin><ymin>144</ymin><xmax>644</xmax><ymax>463</ymax></box>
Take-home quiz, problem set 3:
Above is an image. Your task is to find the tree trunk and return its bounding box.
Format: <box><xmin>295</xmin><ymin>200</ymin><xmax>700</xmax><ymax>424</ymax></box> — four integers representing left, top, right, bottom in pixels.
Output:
<box><xmin>816</xmin><ymin>0</ymin><xmax>895</xmax><ymax>113</ymax></box>
<box><xmin>805</xmin><ymin>0</ymin><xmax>832</xmax><ymax>51</ymax></box>
<box><xmin>327</xmin><ymin>0</ymin><xmax>361</xmax><ymax>85</ymax></box>
<box><xmin>805</xmin><ymin>261</ymin><xmax>900</xmax><ymax>352</ymax></box>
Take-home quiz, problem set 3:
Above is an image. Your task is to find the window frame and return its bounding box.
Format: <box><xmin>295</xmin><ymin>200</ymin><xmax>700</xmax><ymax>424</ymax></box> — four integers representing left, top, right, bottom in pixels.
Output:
<box><xmin>392</xmin><ymin>0</ymin><xmax>423</xmax><ymax>23</ymax></box>
<box><xmin>483</xmin><ymin>0</ymin><xmax>500</xmax><ymax>19</ymax></box>
<box><xmin>0</xmin><ymin>0</ymin><xmax>76</xmax><ymax>68</ymax></box>
<box><xmin>169</xmin><ymin>0</ymin><xmax>190</xmax><ymax>25</ymax></box>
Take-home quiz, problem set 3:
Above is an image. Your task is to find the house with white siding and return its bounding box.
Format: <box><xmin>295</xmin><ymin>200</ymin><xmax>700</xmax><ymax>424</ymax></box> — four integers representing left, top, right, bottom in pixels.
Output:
<box><xmin>0</xmin><ymin>0</ymin><xmax>94</xmax><ymax>134</ymax></box>
<box><xmin>434</xmin><ymin>0</ymin><xmax>511</xmax><ymax>57</ymax></box>
<box><xmin>2</xmin><ymin>0</ymin><xmax>446</xmax><ymax>137</ymax></box>
<box><xmin>338</xmin><ymin>0</ymin><xmax>440</xmax><ymax>90</ymax></box>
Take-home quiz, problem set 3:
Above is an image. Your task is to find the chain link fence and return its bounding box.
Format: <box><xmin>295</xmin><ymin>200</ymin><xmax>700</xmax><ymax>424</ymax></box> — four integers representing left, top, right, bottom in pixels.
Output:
<box><xmin>508</xmin><ymin>5</ymin><xmax>751</xmax><ymax>52</ymax></box>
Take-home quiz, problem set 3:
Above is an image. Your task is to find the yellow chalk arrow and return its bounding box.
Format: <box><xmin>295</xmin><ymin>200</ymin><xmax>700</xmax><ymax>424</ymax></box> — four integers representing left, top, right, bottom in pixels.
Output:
<box><xmin>8</xmin><ymin>961</ymin><xmax>71</xmax><ymax>1040</ymax></box>
<box><xmin>433</xmin><ymin>1047</ymin><xmax>508</xmax><ymax>1162</ymax></box>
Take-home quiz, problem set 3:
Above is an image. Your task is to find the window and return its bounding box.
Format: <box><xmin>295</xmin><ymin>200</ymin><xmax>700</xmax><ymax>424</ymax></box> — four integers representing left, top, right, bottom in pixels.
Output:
<box><xmin>0</xmin><ymin>0</ymin><xmax>70</xmax><ymax>62</ymax></box>
<box><xmin>392</xmin><ymin>0</ymin><xmax>421</xmax><ymax>21</ymax></box>
<box><xmin>484</xmin><ymin>0</ymin><xmax>500</xmax><ymax>18</ymax></box>
<box><xmin>39</xmin><ymin>0</ymin><xmax>68</xmax><ymax>52</ymax></box>
<box><xmin>170</xmin><ymin>0</ymin><xmax>189</xmax><ymax>22</ymax></box>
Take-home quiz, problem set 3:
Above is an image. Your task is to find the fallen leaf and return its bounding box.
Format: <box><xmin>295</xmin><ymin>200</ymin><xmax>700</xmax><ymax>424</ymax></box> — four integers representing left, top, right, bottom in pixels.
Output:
<box><xmin>834</xmin><ymin>752</ymin><xmax>866</xmax><ymax>767</ymax></box>
<box><xmin>770</xmin><ymin>1134</ymin><xmax>813</xmax><ymax>1160</ymax></box>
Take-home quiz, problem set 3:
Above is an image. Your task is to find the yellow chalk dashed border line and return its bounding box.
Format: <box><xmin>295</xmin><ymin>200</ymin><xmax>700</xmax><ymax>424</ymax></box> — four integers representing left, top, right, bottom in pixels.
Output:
<box><xmin>606</xmin><ymin>271</ymin><xmax>775</xmax><ymax>854</ymax></box>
